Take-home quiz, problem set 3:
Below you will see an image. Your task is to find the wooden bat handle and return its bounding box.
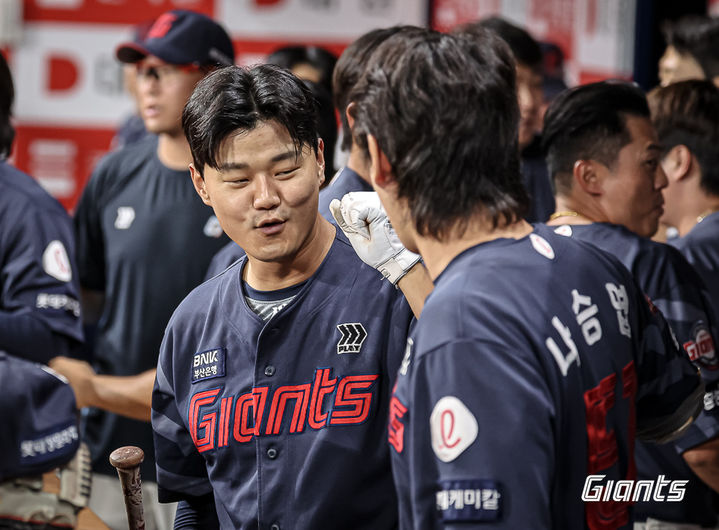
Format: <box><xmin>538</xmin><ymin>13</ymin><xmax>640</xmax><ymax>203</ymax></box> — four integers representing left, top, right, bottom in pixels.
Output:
<box><xmin>110</xmin><ymin>446</ymin><xmax>146</xmax><ymax>530</ymax></box>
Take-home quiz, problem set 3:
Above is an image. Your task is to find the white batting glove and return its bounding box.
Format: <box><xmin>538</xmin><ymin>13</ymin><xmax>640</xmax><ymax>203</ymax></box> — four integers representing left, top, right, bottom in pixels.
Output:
<box><xmin>329</xmin><ymin>192</ymin><xmax>421</xmax><ymax>285</ymax></box>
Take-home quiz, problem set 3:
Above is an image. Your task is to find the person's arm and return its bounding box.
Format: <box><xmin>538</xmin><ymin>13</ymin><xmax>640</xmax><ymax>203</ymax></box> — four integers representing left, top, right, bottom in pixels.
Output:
<box><xmin>48</xmin><ymin>357</ymin><xmax>154</xmax><ymax>422</ymax></box>
<box><xmin>396</xmin><ymin>262</ymin><xmax>433</xmax><ymax>317</ymax></box>
<box><xmin>682</xmin><ymin>437</ymin><xmax>719</xmax><ymax>493</ymax></box>
<box><xmin>0</xmin><ymin>312</ymin><xmax>74</xmax><ymax>363</ymax></box>
<box><xmin>173</xmin><ymin>494</ymin><xmax>220</xmax><ymax>529</ymax></box>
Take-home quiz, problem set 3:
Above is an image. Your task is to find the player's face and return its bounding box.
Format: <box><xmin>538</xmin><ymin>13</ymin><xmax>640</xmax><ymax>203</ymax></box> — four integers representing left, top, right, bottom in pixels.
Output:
<box><xmin>516</xmin><ymin>63</ymin><xmax>543</xmax><ymax>150</ymax></box>
<box><xmin>658</xmin><ymin>45</ymin><xmax>704</xmax><ymax>87</ymax></box>
<box><xmin>135</xmin><ymin>55</ymin><xmax>205</xmax><ymax>137</ymax></box>
<box><xmin>598</xmin><ymin>116</ymin><xmax>667</xmax><ymax>238</ymax></box>
<box><xmin>195</xmin><ymin>120</ymin><xmax>325</xmax><ymax>263</ymax></box>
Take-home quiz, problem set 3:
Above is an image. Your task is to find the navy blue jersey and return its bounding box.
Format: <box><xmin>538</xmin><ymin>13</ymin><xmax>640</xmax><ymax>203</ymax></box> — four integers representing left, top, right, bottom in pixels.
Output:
<box><xmin>0</xmin><ymin>351</ymin><xmax>79</xmax><ymax>480</ymax></box>
<box><xmin>520</xmin><ymin>136</ymin><xmax>555</xmax><ymax>223</ymax></box>
<box><xmin>205</xmin><ymin>241</ymin><xmax>245</xmax><ymax>279</ymax></box>
<box><xmin>671</xmin><ymin>212</ymin><xmax>719</xmax><ymax>333</ymax></box>
<box><xmin>152</xmin><ymin>230</ymin><xmax>413</xmax><ymax>529</ymax></box>
<box><xmin>559</xmin><ymin>222</ymin><xmax>719</xmax><ymax>526</ymax></box>
<box><xmin>390</xmin><ymin>225</ymin><xmax>701</xmax><ymax>529</ymax></box>
<box><xmin>317</xmin><ymin>166</ymin><xmax>372</xmax><ymax>223</ymax></box>
<box><xmin>74</xmin><ymin>137</ymin><xmax>229</xmax><ymax>480</ymax></box>
<box><xmin>0</xmin><ymin>162</ymin><xmax>82</xmax><ymax>363</ymax></box>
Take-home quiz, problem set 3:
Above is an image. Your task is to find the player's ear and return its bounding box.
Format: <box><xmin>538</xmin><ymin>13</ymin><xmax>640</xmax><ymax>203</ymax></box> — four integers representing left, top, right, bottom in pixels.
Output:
<box><xmin>346</xmin><ymin>102</ymin><xmax>356</xmax><ymax>131</ymax></box>
<box><xmin>315</xmin><ymin>138</ymin><xmax>326</xmax><ymax>187</ymax></box>
<box><xmin>661</xmin><ymin>144</ymin><xmax>692</xmax><ymax>183</ymax></box>
<box><xmin>367</xmin><ymin>134</ymin><xmax>395</xmax><ymax>191</ymax></box>
<box><xmin>189</xmin><ymin>163</ymin><xmax>212</xmax><ymax>206</ymax></box>
<box><xmin>572</xmin><ymin>159</ymin><xmax>603</xmax><ymax>196</ymax></box>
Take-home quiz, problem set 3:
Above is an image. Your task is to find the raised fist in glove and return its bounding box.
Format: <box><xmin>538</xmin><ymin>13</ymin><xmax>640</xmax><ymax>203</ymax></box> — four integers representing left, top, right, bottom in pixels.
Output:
<box><xmin>329</xmin><ymin>192</ymin><xmax>421</xmax><ymax>285</ymax></box>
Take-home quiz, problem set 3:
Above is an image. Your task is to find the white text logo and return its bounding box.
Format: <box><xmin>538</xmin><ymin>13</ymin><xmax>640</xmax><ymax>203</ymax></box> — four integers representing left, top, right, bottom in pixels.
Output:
<box><xmin>581</xmin><ymin>474</ymin><xmax>687</xmax><ymax>503</ymax></box>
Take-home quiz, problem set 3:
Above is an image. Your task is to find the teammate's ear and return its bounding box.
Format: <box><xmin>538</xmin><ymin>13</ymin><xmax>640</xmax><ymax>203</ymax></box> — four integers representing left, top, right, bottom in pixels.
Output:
<box><xmin>346</xmin><ymin>102</ymin><xmax>356</xmax><ymax>131</ymax></box>
<box><xmin>367</xmin><ymin>134</ymin><xmax>394</xmax><ymax>190</ymax></box>
<box><xmin>572</xmin><ymin>159</ymin><xmax>602</xmax><ymax>195</ymax></box>
<box><xmin>189</xmin><ymin>163</ymin><xmax>212</xmax><ymax>206</ymax></box>
<box><xmin>316</xmin><ymin>138</ymin><xmax>326</xmax><ymax>187</ymax></box>
<box><xmin>661</xmin><ymin>144</ymin><xmax>692</xmax><ymax>183</ymax></box>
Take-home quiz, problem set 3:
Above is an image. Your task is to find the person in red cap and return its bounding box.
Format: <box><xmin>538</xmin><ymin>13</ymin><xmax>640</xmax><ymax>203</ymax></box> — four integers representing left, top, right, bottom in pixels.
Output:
<box><xmin>54</xmin><ymin>10</ymin><xmax>235</xmax><ymax>529</ymax></box>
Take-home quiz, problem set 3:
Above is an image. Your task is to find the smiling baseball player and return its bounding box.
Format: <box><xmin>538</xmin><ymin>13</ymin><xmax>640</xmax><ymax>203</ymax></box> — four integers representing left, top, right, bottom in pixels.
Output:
<box><xmin>151</xmin><ymin>64</ymin><xmax>415</xmax><ymax>529</ymax></box>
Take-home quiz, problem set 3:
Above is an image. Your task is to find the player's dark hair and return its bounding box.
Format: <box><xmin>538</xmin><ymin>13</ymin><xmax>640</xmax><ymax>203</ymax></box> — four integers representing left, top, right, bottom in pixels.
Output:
<box><xmin>183</xmin><ymin>64</ymin><xmax>319</xmax><ymax>177</ymax></box>
<box><xmin>649</xmin><ymin>80</ymin><xmax>719</xmax><ymax>197</ymax></box>
<box><xmin>350</xmin><ymin>27</ymin><xmax>528</xmax><ymax>239</ymax></box>
<box><xmin>333</xmin><ymin>27</ymin><xmax>407</xmax><ymax>152</ymax></box>
<box><xmin>456</xmin><ymin>17</ymin><xmax>542</xmax><ymax>71</ymax></box>
<box><xmin>266</xmin><ymin>45</ymin><xmax>337</xmax><ymax>94</ymax></box>
<box><xmin>662</xmin><ymin>15</ymin><xmax>719</xmax><ymax>79</ymax></box>
<box><xmin>303</xmin><ymin>79</ymin><xmax>337</xmax><ymax>182</ymax></box>
<box><xmin>542</xmin><ymin>81</ymin><xmax>650</xmax><ymax>195</ymax></box>
<box><xmin>0</xmin><ymin>52</ymin><xmax>15</xmax><ymax>159</ymax></box>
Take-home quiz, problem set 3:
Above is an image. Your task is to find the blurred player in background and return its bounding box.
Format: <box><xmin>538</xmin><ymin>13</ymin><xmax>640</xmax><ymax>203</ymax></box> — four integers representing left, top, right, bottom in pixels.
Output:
<box><xmin>152</xmin><ymin>64</ymin><xmax>414</xmax><ymax>528</ymax></box>
<box><xmin>659</xmin><ymin>15</ymin><xmax>719</xmax><ymax>87</ymax></box>
<box><xmin>347</xmin><ymin>26</ymin><xmax>702</xmax><ymax>529</ymax></box>
<box><xmin>57</xmin><ymin>10</ymin><xmax>234</xmax><ymax>529</ymax></box>
<box><xmin>456</xmin><ymin>17</ymin><xmax>555</xmax><ymax>223</ymax></box>
<box><xmin>544</xmin><ymin>80</ymin><xmax>719</xmax><ymax>528</ymax></box>
<box><xmin>0</xmin><ymin>52</ymin><xmax>83</xmax><ymax>365</ymax></box>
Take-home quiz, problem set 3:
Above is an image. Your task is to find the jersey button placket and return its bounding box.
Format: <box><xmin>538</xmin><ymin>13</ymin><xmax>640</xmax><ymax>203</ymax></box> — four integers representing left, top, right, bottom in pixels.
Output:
<box><xmin>270</xmin><ymin>524</ymin><xmax>280</xmax><ymax>530</ymax></box>
<box><xmin>264</xmin><ymin>365</ymin><xmax>276</xmax><ymax>377</ymax></box>
<box><xmin>266</xmin><ymin>447</ymin><xmax>278</xmax><ymax>460</ymax></box>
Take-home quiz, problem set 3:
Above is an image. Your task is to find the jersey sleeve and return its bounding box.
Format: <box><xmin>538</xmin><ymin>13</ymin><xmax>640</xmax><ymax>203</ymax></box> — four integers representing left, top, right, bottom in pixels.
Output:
<box><xmin>73</xmin><ymin>165</ymin><xmax>108</xmax><ymax>292</ymax></box>
<box><xmin>392</xmin><ymin>340</ymin><xmax>555</xmax><ymax>529</ymax></box>
<box><xmin>0</xmin><ymin>202</ymin><xmax>83</xmax><ymax>361</ymax></box>
<box><xmin>151</xmin><ymin>328</ymin><xmax>213</xmax><ymax>503</ymax></box>
<box><xmin>632</xmin><ymin>289</ymin><xmax>703</xmax><ymax>443</ymax></box>
<box><xmin>641</xmin><ymin>247</ymin><xmax>719</xmax><ymax>384</ymax></box>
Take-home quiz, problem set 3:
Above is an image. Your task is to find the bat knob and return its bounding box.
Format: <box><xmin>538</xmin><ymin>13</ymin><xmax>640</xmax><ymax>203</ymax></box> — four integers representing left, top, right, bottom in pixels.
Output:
<box><xmin>109</xmin><ymin>446</ymin><xmax>144</xmax><ymax>470</ymax></box>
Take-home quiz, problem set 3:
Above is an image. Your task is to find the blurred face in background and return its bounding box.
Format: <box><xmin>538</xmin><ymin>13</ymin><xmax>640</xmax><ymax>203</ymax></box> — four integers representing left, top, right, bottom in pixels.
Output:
<box><xmin>135</xmin><ymin>55</ymin><xmax>205</xmax><ymax>137</ymax></box>
<box><xmin>658</xmin><ymin>45</ymin><xmax>704</xmax><ymax>87</ymax></box>
<box><xmin>516</xmin><ymin>62</ymin><xmax>543</xmax><ymax>150</ymax></box>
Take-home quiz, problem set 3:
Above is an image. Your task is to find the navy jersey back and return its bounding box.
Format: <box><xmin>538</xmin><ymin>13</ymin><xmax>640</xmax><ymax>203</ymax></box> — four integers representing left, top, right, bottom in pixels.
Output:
<box><xmin>389</xmin><ymin>225</ymin><xmax>700</xmax><ymax>529</ymax></box>
<box><xmin>0</xmin><ymin>162</ymin><xmax>82</xmax><ymax>362</ymax></box>
<box><xmin>74</xmin><ymin>137</ymin><xmax>230</xmax><ymax>480</ymax></box>
<box><xmin>152</xmin><ymin>230</ymin><xmax>413</xmax><ymax>529</ymax></box>
<box><xmin>564</xmin><ymin>222</ymin><xmax>719</xmax><ymax>525</ymax></box>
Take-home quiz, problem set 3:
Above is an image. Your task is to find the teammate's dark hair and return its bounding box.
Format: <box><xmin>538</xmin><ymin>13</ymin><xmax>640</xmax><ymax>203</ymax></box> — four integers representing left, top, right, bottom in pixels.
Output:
<box><xmin>266</xmin><ymin>45</ymin><xmax>337</xmax><ymax>94</ymax></box>
<box><xmin>350</xmin><ymin>27</ymin><xmax>528</xmax><ymax>239</ymax></box>
<box><xmin>542</xmin><ymin>81</ymin><xmax>649</xmax><ymax>195</ymax></box>
<box><xmin>183</xmin><ymin>64</ymin><xmax>319</xmax><ymax>177</ymax></box>
<box><xmin>333</xmin><ymin>27</ymin><xmax>407</xmax><ymax>152</ymax></box>
<box><xmin>0</xmin><ymin>52</ymin><xmax>15</xmax><ymax>159</ymax></box>
<box><xmin>662</xmin><ymin>15</ymin><xmax>719</xmax><ymax>79</ymax></box>
<box><xmin>456</xmin><ymin>17</ymin><xmax>542</xmax><ymax>71</ymax></box>
<box><xmin>303</xmin><ymin>79</ymin><xmax>337</xmax><ymax>181</ymax></box>
<box><xmin>649</xmin><ymin>80</ymin><xmax>719</xmax><ymax>197</ymax></box>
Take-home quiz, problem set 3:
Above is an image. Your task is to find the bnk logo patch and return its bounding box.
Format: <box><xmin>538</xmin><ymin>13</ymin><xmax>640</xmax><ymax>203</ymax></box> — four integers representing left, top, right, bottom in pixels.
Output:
<box><xmin>192</xmin><ymin>348</ymin><xmax>226</xmax><ymax>384</ymax></box>
<box><xmin>336</xmin><ymin>323</ymin><xmax>367</xmax><ymax>354</ymax></box>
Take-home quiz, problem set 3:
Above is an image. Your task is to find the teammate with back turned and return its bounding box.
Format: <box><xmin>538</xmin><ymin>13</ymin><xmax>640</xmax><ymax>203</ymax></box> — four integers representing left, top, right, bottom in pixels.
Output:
<box><xmin>543</xmin><ymin>81</ymin><xmax>719</xmax><ymax>528</ymax></box>
<box><xmin>151</xmin><ymin>64</ymin><xmax>414</xmax><ymax>528</ymax></box>
<box><xmin>342</xmin><ymin>26</ymin><xmax>703</xmax><ymax>529</ymax></box>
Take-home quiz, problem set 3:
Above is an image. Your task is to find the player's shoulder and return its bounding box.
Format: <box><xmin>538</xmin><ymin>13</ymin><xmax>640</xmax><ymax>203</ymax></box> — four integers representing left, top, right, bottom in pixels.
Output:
<box><xmin>330</xmin><ymin>228</ymin><xmax>401</xmax><ymax>291</ymax></box>
<box><xmin>170</xmin><ymin>258</ymin><xmax>242</xmax><ymax>327</ymax></box>
<box><xmin>0</xmin><ymin>162</ymin><xmax>68</xmax><ymax>219</ymax></box>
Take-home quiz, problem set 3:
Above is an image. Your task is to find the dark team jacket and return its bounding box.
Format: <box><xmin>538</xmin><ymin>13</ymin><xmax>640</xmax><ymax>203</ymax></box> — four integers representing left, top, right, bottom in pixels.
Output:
<box><xmin>0</xmin><ymin>161</ymin><xmax>83</xmax><ymax>363</ymax></box>
<box><xmin>153</xmin><ymin>230</ymin><xmax>413</xmax><ymax>529</ymax></box>
<box><xmin>560</xmin><ymin>222</ymin><xmax>719</xmax><ymax>526</ymax></box>
<box><xmin>390</xmin><ymin>224</ymin><xmax>701</xmax><ymax>529</ymax></box>
<box><xmin>0</xmin><ymin>351</ymin><xmax>79</xmax><ymax>480</ymax></box>
<box><xmin>520</xmin><ymin>136</ymin><xmax>555</xmax><ymax>223</ymax></box>
<box><xmin>74</xmin><ymin>137</ymin><xmax>229</xmax><ymax>480</ymax></box>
